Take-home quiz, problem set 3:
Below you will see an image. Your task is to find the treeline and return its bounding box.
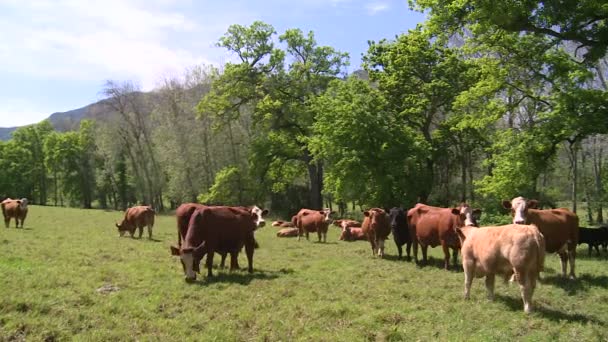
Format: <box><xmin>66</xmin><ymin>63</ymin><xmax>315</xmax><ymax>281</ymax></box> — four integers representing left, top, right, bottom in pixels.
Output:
<box><xmin>1</xmin><ymin>1</ymin><xmax>607</xmax><ymax>222</ymax></box>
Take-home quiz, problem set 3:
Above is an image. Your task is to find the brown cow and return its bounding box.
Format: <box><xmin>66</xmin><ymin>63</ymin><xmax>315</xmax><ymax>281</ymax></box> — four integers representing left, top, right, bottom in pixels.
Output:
<box><xmin>276</xmin><ymin>227</ymin><xmax>299</xmax><ymax>237</ymax></box>
<box><xmin>361</xmin><ymin>208</ymin><xmax>391</xmax><ymax>257</ymax></box>
<box><xmin>171</xmin><ymin>205</ymin><xmax>268</xmax><ymax>280</ymax></box>
<box><xmin>341</xmin><ymin>226</ymin><xmax>367</xmax><ymax>241</ymax></box>
<box><xmin>272</xmin><ymin>218</ymin><xmax>295</xmax><ymax>228</ymax></box>
<box><xmin>408</xmin><ymin>203</ymin><xmax>481</xmax><ymax>269</ymax></box>
<box><xmin>456</xmin><ymin>224</ymin><xmax>545</xmax><ymax>313</ymax></box>
<box><xmin>502</xmin><ymin>197</ymin><xmax>578</xmax><ymax>279</ymax></box>
<box><xmin>1</xmin><ymin>198</ymin><xmax>28</xmax><ymax>228</ymax></box>
<box><xmin>174</xmin><ymin>203</ymin><xmax>263</xmax><ymax>271</ymax></box>
<box><xmin>294</xmin><ymin>208</ymin><xmax>334</xmax><ymax>242</ymax></box>
<box><xmin>333</xmin><ymin>219</ymin><xmax>361</xmax><ymax>230</ymax></box>
<box><xmin>115</xmin><ymin>205</ymin><xmax>155</xmax><ymax>239</ymax></box>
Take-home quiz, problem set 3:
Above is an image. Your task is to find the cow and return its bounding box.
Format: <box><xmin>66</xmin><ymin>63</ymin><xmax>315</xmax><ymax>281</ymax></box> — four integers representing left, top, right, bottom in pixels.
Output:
<box><xmin>294</xmin><ymin>208</ymin><xmax>334</xmax><ymax>242</ymax></box>
<box><xmin>272</xmin><ymin>218</ymin><xmax>295</xmax><ymax>228</ymax></box>
<box><xmin>341</xmin><ymin>226</ymin><xmax>367</xmax><ymax>241</ymax></box>
<box><xmin>502</xmin><ymin>197</ymin><xmax>578</xmax><ymax>279</ymax></box>
<box><xmin>171</xmin><ymin>205</ymin><xmax>268</xmax><ymax>280</ymax></box>
<box><xmin>361</xmin><ymin>208</ymin><xmax>391</xmax><ymax>257</ymax></box>
<box><xmin>1</xmin><ymin>198</ymin><xmax>29</xmax><ymax>228</ymax></box>
<box><xmin>408</xmin><ymin>203</ymin><xmax>481</xmax><ymax>269</ymax></box>
<box><xmin>388</xmin><ymin>207</ymin><xmax>412</xmax><ymax>261</ymax></box>
<box><xmin>333</xmin><ymin>219</ymin><xmax>361</xmax><ymax>230</ymax></box>
<box><xmin>115</xmin><ymin>205</ymin><xmax>155</xmax><ymax>239</ymax></box>
<box><xmin>276</xmin><ymin>227</ymin><xmax>299</xmax><ymax>237</ymax></box>
<box><xmin>456</xmin><ymin>224</ymin><xmax>545</xmax><ymax>313</ymax></box>
<box><xmin>577</xmin><ymin>226</ymin><xmax>608</xmax><ymax>256</ymax></box>
<box><xmin>174</xmin><ymin>203</ymin><xmax>263</xmax><ymax>271</ymax></box>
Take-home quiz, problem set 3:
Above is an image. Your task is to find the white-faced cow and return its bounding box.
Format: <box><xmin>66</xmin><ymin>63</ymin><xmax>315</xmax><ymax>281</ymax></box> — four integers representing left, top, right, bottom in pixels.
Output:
<box><xmin>502</xmin><ymin>197</ymin><xmax>578</xmax><ymax>279</ymax></box>
<box><xmin>408</xmin><ymin>203</ymin><xmax>481</xmax><ymax>269</ymax></box>
<box><xmin>294</xmin><ymin>208</ymin><xmax>334</xmax><ymax>243</ymax></box>
<box><xmin>361</xmin><ymin>208</ymin><xmax>391</xmax><ymax>257</ymax></box>
<box><xmin>457</xmin><ymin>224</ymin><xmax>545</xmax><ymax>313</ymax></box>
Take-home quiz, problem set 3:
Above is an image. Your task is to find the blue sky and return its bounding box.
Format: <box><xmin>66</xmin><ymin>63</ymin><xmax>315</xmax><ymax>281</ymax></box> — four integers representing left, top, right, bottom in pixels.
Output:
<box><xmin>0</xmin><ymin>0</ymin><xmax>426</xmax><ymax>128</ymax></box>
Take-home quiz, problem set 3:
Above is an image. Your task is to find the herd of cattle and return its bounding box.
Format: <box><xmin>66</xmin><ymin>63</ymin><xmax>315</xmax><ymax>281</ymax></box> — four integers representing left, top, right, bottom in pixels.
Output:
<box><xmin>3</xmin><ymin>195</ymin><xmax>608</xmax><ymax>313</ymax></box>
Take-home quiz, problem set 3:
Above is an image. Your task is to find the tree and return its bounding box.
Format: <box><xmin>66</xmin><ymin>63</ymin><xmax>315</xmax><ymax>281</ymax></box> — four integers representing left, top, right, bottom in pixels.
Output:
<box><xmin>198</xmin><ymin>21</ymin><xmax>349</xmax><ymax>209</ymax></box>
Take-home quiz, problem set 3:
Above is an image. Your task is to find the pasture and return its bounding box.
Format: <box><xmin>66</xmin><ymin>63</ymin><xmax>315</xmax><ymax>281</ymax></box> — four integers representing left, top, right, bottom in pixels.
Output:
<box><xmin>1</xmin><ymin>206</ymin><xmax>607</xmax><ymax>341</ymax></box>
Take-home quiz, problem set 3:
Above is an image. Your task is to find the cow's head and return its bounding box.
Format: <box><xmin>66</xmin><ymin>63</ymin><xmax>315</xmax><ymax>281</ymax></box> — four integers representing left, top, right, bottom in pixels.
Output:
<box><xmin>115</xmin><ymin>221</ymin><xmax>128</xmax><ymax>236</ymax></box>
<box><xmin>450</xmin><ymin>204</ymin><xmax>481</xmax><ymax>227</ymax></box>
<box><xmin>170</xmin><ymin>244</ymin><xmax>205</xmax><ymax>282</ymax></box>
<box><xmin>333</xmin><ymin>219</ymin><xmax>344</xmax><ymax>228</ymax></box>
<box><xmin>19</xmin><ymin>198</ymin><xmax>28</xmax><ymax>210</ymax></box>
<box><xmin>388</xmin><ymin>207</ymin><xmax>405</xmax><ymax>230</ymax></box>
<box><xmin>502</xmin><ymin>197</ymin><xmax>538</xmax><ymax>224</ymax></box>
<box><xmin>364</xmin><ymin>208</ymin><xmax>387</xmax><ymax>229</ymax></box>
<box><xmin>319</xmin><ymin>208</ymin><xmax>334</xmax><ymax>223</ymax></box>
<box><xmin>250</xmin><ymin>206</ymin><xmax>269</xmax><ymax>229</ymax></box>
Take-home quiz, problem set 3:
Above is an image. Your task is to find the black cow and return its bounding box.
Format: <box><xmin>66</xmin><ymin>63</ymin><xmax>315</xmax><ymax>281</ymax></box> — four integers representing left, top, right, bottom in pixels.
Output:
<box><xmin>578</xmin><ymin>226</ymin><xmax>608</xmax><ymax>256</ymax></box>
<box><xmin>388</xmin><ymin>207</ymin><xmax>412</xmax><ymax>261</ymax></box>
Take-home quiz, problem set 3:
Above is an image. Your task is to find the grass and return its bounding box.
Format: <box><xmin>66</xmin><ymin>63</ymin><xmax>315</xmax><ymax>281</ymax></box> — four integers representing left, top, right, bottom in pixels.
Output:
<box><xmin>0</xmin><ymin>205</ymin><xmax>607</xmax><ymax>341</ymax></box>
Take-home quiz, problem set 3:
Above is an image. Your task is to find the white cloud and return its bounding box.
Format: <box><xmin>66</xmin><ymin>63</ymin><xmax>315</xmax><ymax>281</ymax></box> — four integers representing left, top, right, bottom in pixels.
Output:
<box><xmin>0</xmin><ymin>0</ymin><xmax>248</xmax><ymax>90</ymax></box>
<box><xmin>366</xmin><ymin>1</ymin><xmax>390</xmax><ymax>14</ymax></box>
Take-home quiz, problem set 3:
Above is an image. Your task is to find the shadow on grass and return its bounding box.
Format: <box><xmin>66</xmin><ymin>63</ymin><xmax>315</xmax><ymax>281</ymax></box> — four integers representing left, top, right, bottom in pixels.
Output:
<box><xmin>494</xmin><ymin>294</ymin><xmax>606</xmax><ymax>325</ymax></box>
<box><xmin>414</xmin><ymin>256</ymin><xmax>463</xmax><ymax>272</ymax></box>
<box><xmin>194</xmin><ymin>268</ymin><xmax>295</xmax><ymax>286</ymax></box>
<box><xmin>540</xmin><ymin>273</ymin><xmax>608</xmax><ymax>295</ymax></box>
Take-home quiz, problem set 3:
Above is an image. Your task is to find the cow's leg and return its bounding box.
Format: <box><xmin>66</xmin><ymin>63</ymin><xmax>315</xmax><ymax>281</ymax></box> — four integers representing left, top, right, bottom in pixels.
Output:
<box><xmin>421</xmin><ymin>244</ymin><xmax>428</xmax><ymax>266</ymax></box>
<box><xmin>518</xmin><ymin>272</ymin><xmax>533</xmax><ymax>313</ymax></box>
<box><xmin>568</xmin><ymin>248</ymin><xmax>576</xmax><ymax>279</ymax></box>
<box><xmin>317</xmin><ymin>231</ymin><xmax>322</xmax><ymax>242</ymax></box>
<box><xmin>441</xmin><ymin>242</ymin><xmax>450</xmax><ymax>270</ymax></box>
<box><xmin>406</xmin><ymin>242</ymin><xmax>412</xmax><ymax>262</ymax></box>
<box><xmin>138</xmin><ymin>226</ymin><xmax>144</xmax><ymax>239</ymax></box>
<box><xmin>463</xmin><ymin>263</ymin><xmax>473</xmax><ymax>300</ymax></box>
<box><xmin>485</xmin><ymin>274</ymin><xmax>495</xmax><ymax>300</ymax></box>
<box><xmin>558</xmin><ymin>252</ymin><xmax>568</xmax><ymax>277</ymax></box>
<box><xmin>297</xmin><ymin>228</ymin><xmax>302</xmax><ymax>241</ymax></box>
<box><xmin>220</xmin><ymin>253</ymin><xmax>227</xmax><ymax>269</ymax></box>
<box><xmin>229</xmin><ymin>251</ymin><xmax>239</xmax><ymax>271</ymax></box>
<box><xmin>245</xmin><ymin>240</ymin><xmax>254</xmax><ymax>273</ymax></box>
<box><xmin>206</xmin><ymin>249</ymin><xmax>215</xmax><ymax>277</ymax></box>
<box><xmin>377</xmin><ymin>238</ymin><xmax>385</xmax><ymax>258</ymax></box>
<box><xmin>147</xmin><ymin>224</ymin><xmax>153</xmax><ymax>240</ymax></box>
<box><xmin>3</xmin><ymin>216</ymin><xmax>9</xmax><ymax>228</ymax></box>
<box><xmin>588</xmin><ymin>244</ymin><xmax>593</xmax><ymax>256</ymax></box>
<box><xmin>395</xmin><ymin>241</ymin><xmax>403</xmax><ymax>260</ymax></box>
<box><xmin>452</xmin><ymin>247</ymin><xmax>459</xmax><ymax>267</ymax></box>
<box><xmin>413</xmin><ymin>240</ymin><xmax>419</xmax><ymax>264</ymax></box>
<box><xmin>306</xmin><ymin>232</ymin><xmax>310</xmax><ymax>241</ymax></box>
<box><xmin>323</xmin><ymin>232</ymin><xmax>327</xmax><ymax>243</ymax></box>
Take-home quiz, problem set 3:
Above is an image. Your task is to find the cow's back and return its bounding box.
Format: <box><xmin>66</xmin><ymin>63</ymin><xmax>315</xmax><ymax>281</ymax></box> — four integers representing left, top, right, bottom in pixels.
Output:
<box><xmin>528</xmin><ymin>208</ymin><xmax>578</xmax><ymax>253</ymax></box>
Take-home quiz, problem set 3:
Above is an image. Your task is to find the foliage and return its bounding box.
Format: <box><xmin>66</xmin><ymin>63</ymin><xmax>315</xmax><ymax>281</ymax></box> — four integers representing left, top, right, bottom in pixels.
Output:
<box><xmin>197</xmin><ymin>166</ymin><xmax>261</xmax><ymax>206</ymax></box>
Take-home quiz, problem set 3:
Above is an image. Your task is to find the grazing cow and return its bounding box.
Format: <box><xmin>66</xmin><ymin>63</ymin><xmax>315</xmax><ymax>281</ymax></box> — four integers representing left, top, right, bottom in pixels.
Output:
<box><xmin>1</xmin><ymin>198</ymin><xmax>29</xmax><ymax>228</ymax></box>
<box><xmin>502</xmin><ymin>197</ymin><xmax>578</xmax><ymax>278</ymax></box>
<box><xmin>171</xmin><ymin>205</ymin><xmax>268</xmax><ymax>280</ymax></box>
<box><xmin>361</xmin><ymin>208</ymin><xmax>391</xmax><ymax>257</ymax></box>
<box><xmin>276</xmin><ymin>227</ymin><xmax>299</xmax><ymax>237</ymax></box>
<box><xmin>115</xmin><ymin>205</ymin><xmax>155</xmax><ymax>239</ymax></box>
<box><xmin>174</xmin><ymin>203</ymin><xmax>263</xmax><ymax>271</ymax></box>
<box><xmin>388</xmin><ymin>207</ymin><xmax>412</xmax><ymax>260</ymax></box>
<box><xmin>408</xmin><ymin>203</ymin><xmax>481</xmax><ymax>269</ymax></box>
<box><xmin>341</xmin><ymin>226</ymin><xmax>367</xmax><ymax>241</ymax></box>
<box><xmin>456</xmin><ymin>224</ymin><xmax>545</xmax><ymax>313</ymax></box>
<box><xmin>578</xmin><ymin>226</ymin><xmax>608</xmax><ymax>256</ymax></box>
<box><xmin>294</xmin><ymin>208</ymin><xmax>334</xmax><ymax>242</ymax></box>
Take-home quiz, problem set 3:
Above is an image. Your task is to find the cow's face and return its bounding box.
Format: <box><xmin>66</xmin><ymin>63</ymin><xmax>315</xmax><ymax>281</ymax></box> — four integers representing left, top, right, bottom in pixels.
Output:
<box><xmin>170</xmin><ymin>246</ymin><xmax>197</xmax><ymax>282</ymax></box>
<box><xmin>450</xmin><ymin>204</ymin><xmax>481</xmax><ymax>227</ymax></box>
<box><xmin>388</xmin><ymin>207</ymin><xmax>405</xmax><ymax>229</ymax></box>
<box><xmin>115</xmin><ymin>222</ymin><xmax>127</xmax><ymax>236</ymax></box>
<box><xmin>364</xmin><ymin>208</ymin><xmax>387</xmax><ymax>229</ymax></box>
<box><xmin>250</xmin><ymin>206</ymin><xmax>269</xmax><ymax>228</ymax></box>
<box><xmin>502</xmin><ymin>197</ymin><xmax>537</xmax><ymax>224</ymax></box>
<box><xmin>319</xmin><ymin>209</ymin><xmax>334</xmax><ymax>223</ymax></box>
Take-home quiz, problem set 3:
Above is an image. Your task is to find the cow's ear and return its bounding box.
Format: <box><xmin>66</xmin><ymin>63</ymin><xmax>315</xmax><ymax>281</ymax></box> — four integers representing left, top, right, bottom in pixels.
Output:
<box><xmin>502</xmin><ymin>200</ymin><xmax>512</xmax><ymax>209</ymax></box>
<box><xmin>363</xmin><ymin>211</ymin><xmax>370</xmax><ymax>217</ymax></box>
<box><xmin>451</xmin><ymin>208</ymin><xmax>460</xmax><ymax>215</ymax></box>
<box><xmin>473</xmin><ymin>209</ymin><xmax>482</xmax><ymax>219</ymax></box>
<box><xmin>527</xmin><ymin>200</ymin><xmax>538</xmax><ymax>209</ymax></box>
<box><xmin>170</xmin><ymin>246</ymin><xmax>180</xmax><ymax>256</ymax></box>
<box><xmin>262</xmin><ymin>209</ymin><xmax>269</xmax><ymax>216</ymax></box>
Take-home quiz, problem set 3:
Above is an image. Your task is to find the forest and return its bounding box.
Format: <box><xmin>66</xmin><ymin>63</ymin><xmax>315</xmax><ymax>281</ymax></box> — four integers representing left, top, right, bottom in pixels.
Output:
<box><xmin>0</xmin><ymin>0</ymin><xmax>607</xmax><ymax>223</ymax></box>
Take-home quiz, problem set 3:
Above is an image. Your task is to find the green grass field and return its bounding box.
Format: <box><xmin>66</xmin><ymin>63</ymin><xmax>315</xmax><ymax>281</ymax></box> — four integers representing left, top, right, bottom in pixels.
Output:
<box><xmin>1</xmin><ymin>206</ymin><xmax>607</xmax><ymax>341</ymax></box>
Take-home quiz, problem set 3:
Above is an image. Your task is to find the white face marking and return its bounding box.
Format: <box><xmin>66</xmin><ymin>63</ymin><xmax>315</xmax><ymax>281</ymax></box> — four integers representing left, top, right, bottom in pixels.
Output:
<box><xmin>321</xmin><ymin>209</ymin><xmax>332</xmax><ymax>222</ymax></box>
<box><xmin>181</xmin><ymin>253</ymin><xmax>196</xmax><ymax>279</ymax></box>
<box><xmin>511</xmin><ymin>197</ymin><xmax>527</xmax><ymax>224</ymax></box>
<box><xmin>251</xmin><ymin>206</ymin><xmax>266</xmax><ymax>227</ymax></box>
<box><xmin>460</xmin><ymin>206</ymin><xmax>475</xmax><ymax>227</ymax></box>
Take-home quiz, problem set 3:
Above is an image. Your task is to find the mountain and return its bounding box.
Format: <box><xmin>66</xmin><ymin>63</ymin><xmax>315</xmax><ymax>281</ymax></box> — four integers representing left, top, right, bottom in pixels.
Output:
<box><xmin>0</xmin><ymin>99</ymin><xmax>112</xmax><ymax>141</ymax></box>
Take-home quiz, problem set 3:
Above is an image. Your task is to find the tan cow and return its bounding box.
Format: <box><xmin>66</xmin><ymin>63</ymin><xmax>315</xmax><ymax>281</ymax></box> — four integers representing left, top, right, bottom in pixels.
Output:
<box><xmin>456</xmin><ymin>224</ymin><xmax>545</xmax><ymax>313</ymax></box>
<box><xmin>1</xmin><ymin>198</ymin><xmax>28</xmax><ymax>228</ymax></box>
<box><xmin>502</xmin><ymin>197</ymin><xmax>578</xmax><ymax>279</ymax></box>
<box><xmin>294</xmin><ymin>208</ymin><xmax>334</xmax><ymax>242</ymax></box>
<box><xmin>116</xmin><ymin>205</ymin><xmax>155</xmax><ymax>239</ymax></box>
<box><xmin>276</xmin><ymin>227</ymin><xmax>299</xmax><ymax>237</ymax></box>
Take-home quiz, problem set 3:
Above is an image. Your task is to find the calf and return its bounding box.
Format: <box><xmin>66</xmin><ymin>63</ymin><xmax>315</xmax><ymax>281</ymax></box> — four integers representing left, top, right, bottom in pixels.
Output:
<box><xmin>115</xmin><ymin>205</ymin><xmax>155</xmax><ymax>239</ymax></box>
<box><xmin>361</xmin><ymin>208</ymin><xmax>391</xmax><ymax>257</ymax></box>
<box><xmin>388</xmin><ymin>207</ymin><xmax>412</xmax><ymax>260</ymax></box>
<box><xmin>276</xmin><ymin>227</ymin><xmax>299</xmax><ymax>237</ymax></box>
<box><xmin>457</xmin><ymin>224</ymin><xmax>545</xmax><ymax>313</ymax></box>
<box><xmin>1</xmin><ymin>198</ymin><xmax>29</xmax><ymax>228</ymax></box>
<box><xmin>578</xmin><ymin>226</ymin><xmax>608</xmax><ymax>256</ymax></box>
<box><xmin>503</xmin><ymin>197</ymin><xmax>578</xmax><ymax>278</ymax></box>
<box><xmin>341</xmin><ymin>226</ymin><xmax>367</xmax><ymax>241</ymax></box>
